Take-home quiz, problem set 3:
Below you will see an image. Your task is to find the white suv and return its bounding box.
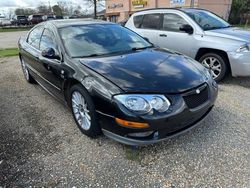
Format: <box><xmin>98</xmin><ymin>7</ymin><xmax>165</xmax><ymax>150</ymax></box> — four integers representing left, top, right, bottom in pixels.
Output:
<box><xmin>125</xmin><ymin>8</ymin><xmax>250</xmax><ymax>81</ymax></box>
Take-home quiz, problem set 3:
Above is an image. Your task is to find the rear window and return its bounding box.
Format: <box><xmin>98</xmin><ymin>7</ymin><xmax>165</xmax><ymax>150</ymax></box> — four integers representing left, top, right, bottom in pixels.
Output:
<box><xmin>17</xmin><ymin>16</ymin><xmax>26</xmax><ymax>19</ymax></box>
<box><xmin>33</xmin><ymin>15</ymin><xmax>42</xmax><ymax>18</ymax></box>
<box><xmin>133</xmin><ymin>15</ymin><xmax>143</xmax><ymax>28</ymax></box>
<box><xmin>141</xmin><ymin>14</ymin><xmax>161</xmax><ymax>30</ymax></box>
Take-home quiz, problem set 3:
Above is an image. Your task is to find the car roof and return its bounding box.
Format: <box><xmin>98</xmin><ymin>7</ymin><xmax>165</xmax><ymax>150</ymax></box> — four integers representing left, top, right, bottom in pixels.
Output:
<box><xmin>48</xmin><ymin>19</ymin><xmax>115</xmax><ymax>28</ymax></box>
<box><xmin>131</xmin><ymin>7</ymin><xmax>205</xmax><ymax>14</ymax></box>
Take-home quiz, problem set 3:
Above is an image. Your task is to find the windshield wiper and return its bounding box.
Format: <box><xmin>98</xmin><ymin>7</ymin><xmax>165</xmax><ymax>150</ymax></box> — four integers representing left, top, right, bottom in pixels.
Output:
<box><xmin>206</xmin><ymin>25</ymin><xmax>231</xmax><ymax>30</ymax></box>
<box><xmin>74</xmin><ymin>53</ymin><xmax>104</xmax><ymax>58</ymax></box>
<box><xmin>131</xmin><ymin>45</ymin><xmax>154</xmax><ymax>51</ymax></box>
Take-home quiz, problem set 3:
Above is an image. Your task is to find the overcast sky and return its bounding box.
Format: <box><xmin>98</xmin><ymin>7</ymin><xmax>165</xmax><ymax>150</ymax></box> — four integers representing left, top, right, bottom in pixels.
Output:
<box><xmin>0</xmin><ymin>0</ymin><xmax>103</xmax><ymax>16</ymax></box>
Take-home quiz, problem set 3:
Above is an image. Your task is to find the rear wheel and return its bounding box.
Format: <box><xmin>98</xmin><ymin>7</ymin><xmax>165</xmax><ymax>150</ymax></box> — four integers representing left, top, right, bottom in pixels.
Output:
<box><xmin>70</xmin><ymin>84</ymin><xmax>101</xmax><ymax>138</ymax></box>
<box><xmin>199</xmin><ymin>53</ymin><xmax>228</xmax><ymax>82</ymax></box>
<box><xmin>20</xmin><ymin>57</ymin><xmax>36</xmax><ymax>83</ymax></box>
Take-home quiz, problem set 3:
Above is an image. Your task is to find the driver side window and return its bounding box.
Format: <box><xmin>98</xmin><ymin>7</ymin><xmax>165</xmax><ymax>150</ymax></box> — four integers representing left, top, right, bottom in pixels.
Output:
<box><xmin>163</xmin><ymin>13</ymin><xmax>188</xmax><ymax>32</ymax></box>
<box><xmin>40</xmin><ymin>29</ymin><xmax>57</xmax><ymax>51</ymax></box>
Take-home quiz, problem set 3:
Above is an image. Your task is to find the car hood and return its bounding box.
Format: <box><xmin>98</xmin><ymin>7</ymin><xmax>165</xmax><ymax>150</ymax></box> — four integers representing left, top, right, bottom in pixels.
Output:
<box><xmin>205</xmin><ymin>27</ymin><xmax>250</xmax><ymax>42</ymax></box>
<box><xmin>79</xmin><ymin>48</ymin><xmax>207</xmax><ymax>94</ymax></box>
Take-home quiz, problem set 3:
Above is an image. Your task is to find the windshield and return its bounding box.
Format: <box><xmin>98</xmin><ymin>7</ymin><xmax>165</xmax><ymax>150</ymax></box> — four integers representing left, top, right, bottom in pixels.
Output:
<box><xmin>184</xmin><ymin>10</ymin><xmax>230</xmax><ymax>31</ymax></box>
<box><xmin>59</xmin><ymin>24</ymin><xmax>152</xmax><ymax>57</ymax></box>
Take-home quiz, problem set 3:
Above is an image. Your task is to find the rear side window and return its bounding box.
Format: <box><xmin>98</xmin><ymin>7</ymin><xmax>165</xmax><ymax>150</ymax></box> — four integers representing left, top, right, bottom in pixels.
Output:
<box><xmin>141</xmin><ymin>14</ymin><xmax>161</xmax><ymax>30</ymax></box>
<box><xmin>27</xmin><ymin>26</ymin><xmax>44</xmax><ymax>49</ymax></box>
<box><xmin>163</xmin><ymin>13</ymin><xmax>188</xmax><ymax>32</ymax></box>
<box><xmin>133</xmin><ymin>15</ymin><xmax>143</xmax><ymax>28</ymax></box>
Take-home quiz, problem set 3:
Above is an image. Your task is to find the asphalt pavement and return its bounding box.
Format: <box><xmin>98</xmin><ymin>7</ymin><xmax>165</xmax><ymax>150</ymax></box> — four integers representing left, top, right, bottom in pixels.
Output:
<box><xmin>0</xmin><ymin>31</ymin><xmax>27</xmax><ymax>49</ymax></box>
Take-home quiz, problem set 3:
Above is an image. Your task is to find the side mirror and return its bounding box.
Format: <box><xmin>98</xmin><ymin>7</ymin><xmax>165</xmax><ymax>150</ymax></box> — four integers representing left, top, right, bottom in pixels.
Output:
<box><xmin>143</xmin><ymin>37</ymin><xmax>150</xmax><ymax>42</ymax></box>
<box><xmin>41</xmin><ymin>48</ymin><xmax>60</xmax><ymax>60</ymax></box>
<box><xmin>179</xmin><ymin>24</ymin><xmax>194</xmax><ymax>34</ymax></box>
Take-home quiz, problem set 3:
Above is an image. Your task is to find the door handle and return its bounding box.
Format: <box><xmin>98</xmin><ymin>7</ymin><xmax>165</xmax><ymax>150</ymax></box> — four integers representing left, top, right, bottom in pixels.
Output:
<box><xmin>159</xmin><ymin>34</ymin><xmax>167</xmax><ymax>37</ymax></box>
<box><xmin>43</xmin><ymin>63</ymin><xmax>51</xmax><ymax>71</ymax></box>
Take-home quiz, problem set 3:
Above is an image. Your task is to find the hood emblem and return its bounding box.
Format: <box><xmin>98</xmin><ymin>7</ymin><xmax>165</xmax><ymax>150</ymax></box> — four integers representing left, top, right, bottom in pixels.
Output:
<box><xmin>196</xmin><ymin>89</ymin><xmax>200</xmax><ymax>94</ymax></box>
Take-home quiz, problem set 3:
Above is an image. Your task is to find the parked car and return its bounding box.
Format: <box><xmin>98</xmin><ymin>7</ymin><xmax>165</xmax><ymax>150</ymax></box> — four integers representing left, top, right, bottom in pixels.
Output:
<box><xmin>125</xmin><ymin>8</ymin><xmax>250</xmax><ymax>82</ymax></box>
<box><xmin>12</xmin><ymin>15</ymin><xmax>28</xmax><ymax>25</ymax></box>
<box><xmin>0</xmin><ymin>18</ymin><xmax>11</xmax><ymax>26</ymax></box>
<box><xmin>18</xmin><ymin>20</ymin><xmax>218</xmax><ymax>145</ymax></box>
<box><xmin>55</xmin><ymin>15</ymin><xmax>64</xmax><ymax>19</ymax></box>
<box><xmin>28</xmin><ymin>14</ymin><xmax>43</xmax><ymax>25</ymax></box>
<box><xmin>43</xmin><ymin>14</ymin><xmax>56</xmax><ymax>21</ymax></box>
<box><xmin>118</xmin><ymin>19</ymin><xmax>128</xmax><ymax>26</ymax></box>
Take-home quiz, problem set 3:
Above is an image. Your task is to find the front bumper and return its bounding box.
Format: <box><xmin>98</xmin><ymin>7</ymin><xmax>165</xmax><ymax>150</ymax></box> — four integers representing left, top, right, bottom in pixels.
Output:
<box><xmin>228</xmin><ymin>52</ymin><xmax>250</xmax><ymax>77</ymax></box>
<box><xmin>102</xmin><ymin>106</ymin><xmax>212</xmax><ymax>146</ymax></box>
<box><xmin>98</xmin><ymin>82</ymin><xmax>218</xmax><ymax>146</ymax></box>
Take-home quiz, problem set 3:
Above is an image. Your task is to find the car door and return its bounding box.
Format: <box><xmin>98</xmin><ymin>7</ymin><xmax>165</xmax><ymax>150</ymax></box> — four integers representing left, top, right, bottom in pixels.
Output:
<box><xmin>134</xmin><ymin>13</ymin><xmax>162</xmax><ymax>45</ymax></box>
<box><xmin>38</xmin><ymin>28</ymin><xmax>65</xmax><ymax>101</ymax></box>
<box><xmin>21</xmin><ymin>25</ymin><xmax>44</xmax><ymax>82</ymax></box>
<box><xmin>157</xmin><ymin>13</ymin><xmax>195</xmax><ymax>57</ymax></box>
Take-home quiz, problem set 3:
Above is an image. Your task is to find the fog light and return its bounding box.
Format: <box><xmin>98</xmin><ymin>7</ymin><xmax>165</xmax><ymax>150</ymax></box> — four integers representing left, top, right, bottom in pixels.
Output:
<box><xmin>128</xmin><ymin>131</ymin><xmax>154</xmax><ymax>138</ymax></box>
<box><xmin>115</xmin><ymin>118</ymin><xmax>149</xmax><ymax>129</ymax></box>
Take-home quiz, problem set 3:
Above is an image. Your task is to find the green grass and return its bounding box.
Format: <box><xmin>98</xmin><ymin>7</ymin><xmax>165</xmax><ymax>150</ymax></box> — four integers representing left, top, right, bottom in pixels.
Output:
<box><xmin>0</xmin><ymin>48</ymin><xmax>19</xmax><ymax>57</ymax></box>
<box><xmin>0</xmin><ymin>27</ymin><xmax>30</xmax><ymax>32</ymax></box>
<box><xmin>235</xmin><ymin>24</ymin><xmax>250</xmax><ymax>29</ymax></box>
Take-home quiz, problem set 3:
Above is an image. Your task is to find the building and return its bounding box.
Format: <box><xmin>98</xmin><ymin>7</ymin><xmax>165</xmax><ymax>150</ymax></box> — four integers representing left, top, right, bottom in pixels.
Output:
<box><xmin>105</xmin><ymin>0</ymin><xmax>232</xmax><ymax>23</ymax></box>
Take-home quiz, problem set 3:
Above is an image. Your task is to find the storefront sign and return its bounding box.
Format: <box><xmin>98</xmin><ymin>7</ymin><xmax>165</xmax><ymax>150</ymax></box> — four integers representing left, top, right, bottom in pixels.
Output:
<box><xmin>170</xmin><ymin>0</ymin><xmax>185</xmax><ymax>7</ymax></box>
<box><xmin>132</xmin><ymin>0</ymin><xmax>147</xmax><ymax>9</ymax></box>
<box><xmin>108</xmin><ymin>3</ymin><xmax>123</xmax><ymax>9</ymax></box>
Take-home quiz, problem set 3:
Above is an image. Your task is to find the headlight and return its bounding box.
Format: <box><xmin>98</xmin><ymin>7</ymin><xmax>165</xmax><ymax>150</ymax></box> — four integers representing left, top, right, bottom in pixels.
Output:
<box><xmin>236</xmin><ymin>44</ymin><xmax>249</xmax><ymax>53</ymax></box>
<box><xmin>114</xmin><ymin>94</ymin><xmax>171</xmax><ymax>114</ymax></box>
<box><xmin>125</xmin><ymin>96</ymin><xmax>151</xmax><ymax>113</ymax></box>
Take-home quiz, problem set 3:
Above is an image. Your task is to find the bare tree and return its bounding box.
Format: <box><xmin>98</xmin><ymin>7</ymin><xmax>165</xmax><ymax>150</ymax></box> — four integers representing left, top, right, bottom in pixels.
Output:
<box><xmin>83</xmin><ymin>0</ymin><xmax>105</xmax><ymax>19</ymax></box>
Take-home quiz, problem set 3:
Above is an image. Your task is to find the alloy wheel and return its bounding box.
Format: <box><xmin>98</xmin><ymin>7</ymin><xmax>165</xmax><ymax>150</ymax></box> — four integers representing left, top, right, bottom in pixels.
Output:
<box><xmin>201</xmin><ymin>57</ymin><xmax>222</xmax><ymax>79</ymax></box>
<box><xmin>71</xmin><ymin>91</ymin><xmax>91</xmax><ymax>130</ymax></box>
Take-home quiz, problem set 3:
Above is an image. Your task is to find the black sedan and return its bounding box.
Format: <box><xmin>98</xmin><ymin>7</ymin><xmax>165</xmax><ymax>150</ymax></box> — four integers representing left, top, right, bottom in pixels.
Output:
<box><xmin>18</xmin><ymin>19</ymin><xmax>218</xmax><ymax>145</ymax></box>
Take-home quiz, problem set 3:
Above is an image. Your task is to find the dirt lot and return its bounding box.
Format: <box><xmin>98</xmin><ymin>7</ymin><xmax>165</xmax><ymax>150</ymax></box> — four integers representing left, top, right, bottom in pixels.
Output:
<box><xmin>0</xmin><ymin>57</ymin><xmax>249</xmax><ymax>187</ymax></box>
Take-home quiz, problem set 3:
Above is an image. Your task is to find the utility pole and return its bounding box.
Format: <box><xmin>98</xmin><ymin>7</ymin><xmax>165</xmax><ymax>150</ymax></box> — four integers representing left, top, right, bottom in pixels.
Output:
<box><xmin>94</xmin><ymin>0</ymin><xmax>97</xmax><ymax>19</ymax></box>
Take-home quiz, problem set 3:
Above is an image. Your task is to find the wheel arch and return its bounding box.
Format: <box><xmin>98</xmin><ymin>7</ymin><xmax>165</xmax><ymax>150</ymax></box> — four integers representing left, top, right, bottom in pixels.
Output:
<box><xmin>195</xmin><ymin>48</ymin><xmax>231</xmax><ymax>74</ymax></box>
<box><xmin>63</xmin><ymin>78</ymin><xmax>82</xmax><ymax>105</ymax></box>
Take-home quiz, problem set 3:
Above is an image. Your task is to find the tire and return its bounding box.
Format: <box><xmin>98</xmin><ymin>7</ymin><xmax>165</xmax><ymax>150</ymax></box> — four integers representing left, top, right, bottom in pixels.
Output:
<box><xmin>70</xmin><ymin>84</ymin><xmax>101</xmax><ymax>138</ymax></box>
<box><xmin>199</xmin><ymin>53</ymin><xmax>228</xmax><ymax>82</ymax></box>
<box><xmin>20</xmin><ymin>57</ymin><xmax>36</xmax><ymax>84</ymax></box>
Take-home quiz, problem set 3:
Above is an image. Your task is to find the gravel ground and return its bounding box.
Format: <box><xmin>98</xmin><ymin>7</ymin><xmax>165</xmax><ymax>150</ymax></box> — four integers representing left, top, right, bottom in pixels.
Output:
<box><xmin>0</xmin><ymin>31</ymin><xmax>27</xmax><ymax>49</ymax></box>
<box><xmin>0</xmin><ymin>57</ymin><xmax>249</xmax><ymax>187</ymax></box>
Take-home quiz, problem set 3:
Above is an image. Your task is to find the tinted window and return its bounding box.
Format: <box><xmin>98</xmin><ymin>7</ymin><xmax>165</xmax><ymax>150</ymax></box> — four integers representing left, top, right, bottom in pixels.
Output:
<box><xmin>40</xmin><ymin>29</ymin><xmax>57</xmax><ymax>51</ymax></box>
<box><xmin>141</xmin><ymin>14</ymin><xmax>161</xmax><ymax>30</ymax></box>
<box><xmin>27</xmin><ymin>26</ymin><xmax>43</xmax><ymax>49</ymax></box>
<box><xmin>34</xmin><ymin>15</ymin><xmax>42</xmax><ymax>18</ymax></box>
<box><xmin>133</xmin><ymin>15</ymin><xmax>143</xmax><ymax>28</ymax></box>
<box><xmin>17</xmin><ymin>16</ymin><xmax>26</xmax><ymax>19</ymax></box>
<box><xmin>59</xmin><ymin>24</ymin><xmax>152</xmax><ymax>57</ymax></box>
<box><xmin>163</xmin><ymin>13</ymin><xmax>188</xmax><ymax>32</ymax></box>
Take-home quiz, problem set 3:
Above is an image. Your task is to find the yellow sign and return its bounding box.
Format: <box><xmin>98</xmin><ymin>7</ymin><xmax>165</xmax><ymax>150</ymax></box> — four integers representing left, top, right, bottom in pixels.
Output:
<box><xmin>132</xmin><ymin>0</ymin><xmax>147</xmax><ymax>8</ymax></box>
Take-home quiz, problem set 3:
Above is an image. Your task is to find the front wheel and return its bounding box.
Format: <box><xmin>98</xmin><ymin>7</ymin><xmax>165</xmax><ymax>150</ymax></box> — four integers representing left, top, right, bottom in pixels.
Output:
<box><xmin>199</xmin><ymin>53</ymin><xmax>228</xmax><ymax>82</ymax></box>
<box><xmin>70</xmin><ymin>84</ymin><xmax>101</xmax><ymax>138</ymax></box>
